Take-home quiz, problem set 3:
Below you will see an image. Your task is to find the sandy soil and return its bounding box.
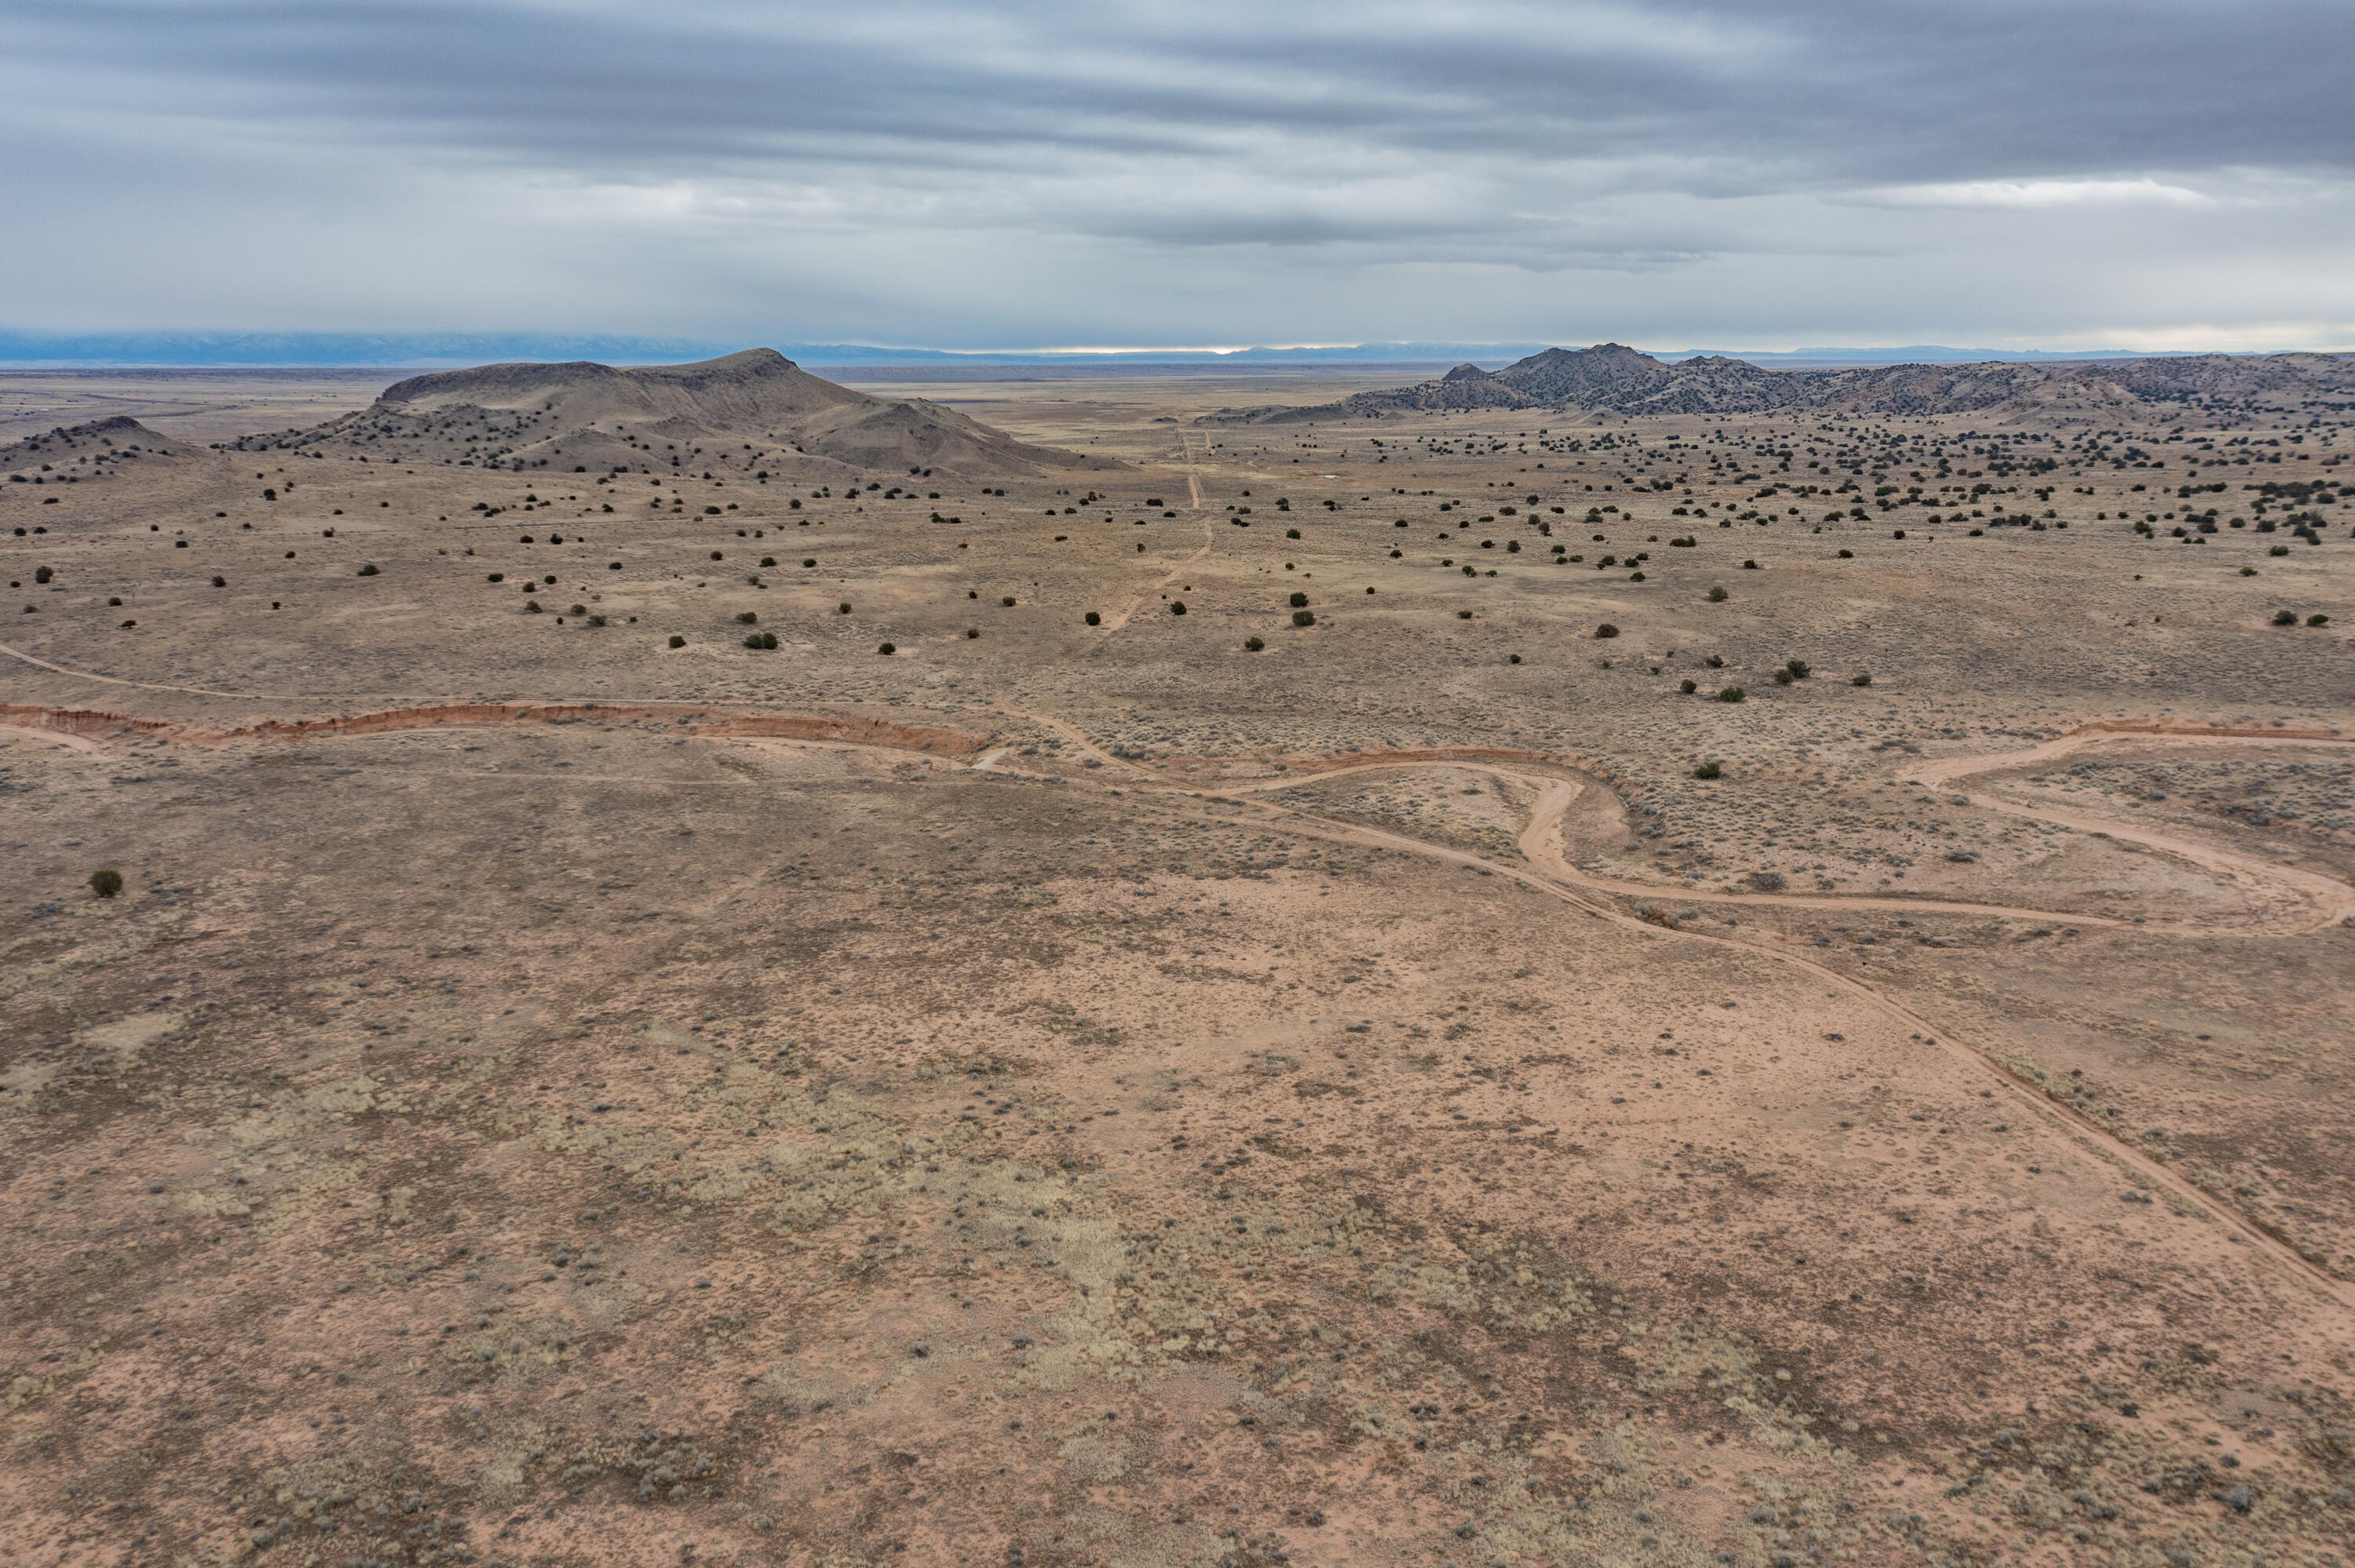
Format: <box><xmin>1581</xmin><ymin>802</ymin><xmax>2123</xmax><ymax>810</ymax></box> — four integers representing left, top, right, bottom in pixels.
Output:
<box><xmin>3</xmin><ymin>368</ymin><xmax>2353</xmax><ymax>1568</ymax></box>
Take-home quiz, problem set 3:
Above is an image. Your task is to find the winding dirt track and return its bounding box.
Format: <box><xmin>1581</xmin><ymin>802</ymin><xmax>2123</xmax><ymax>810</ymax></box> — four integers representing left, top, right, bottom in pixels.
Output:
<box><xmin>5</xmin><ymin>692</ymin><xmax>2350</xmax><ymax>1303</ymax></box>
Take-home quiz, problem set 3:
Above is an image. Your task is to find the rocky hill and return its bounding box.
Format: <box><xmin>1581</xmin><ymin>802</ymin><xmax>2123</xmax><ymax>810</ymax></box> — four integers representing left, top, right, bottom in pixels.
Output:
<box><xmin>225</xmin><ymin>348</ymin><xmax>1118</xmax><ymax>476</ymax></box>
<box><xmin>1201</xmin><ymin>343</ymin><xmax>2355</xmax><ymax>424</ymax></box>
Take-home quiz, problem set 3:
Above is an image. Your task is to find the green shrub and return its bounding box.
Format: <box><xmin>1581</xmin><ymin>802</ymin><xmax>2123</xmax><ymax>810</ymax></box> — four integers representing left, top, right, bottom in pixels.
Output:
<box><xmin>1457</xmin><ymin>609</ymin><xmax>1473</xmax><ymax>619</ymax></box>
<box><xmin>2309</xmin><ymin>613</ymin><xmax>2331</xmax><ymax>627</ymax></box>
<box><xmin>760</xmin><ymin>556</ymin><xmax>776</xmax><ymax>567</ymax></box>
<box><xmin>1285</xmin><ymin>528</ymin><xmax>1301</xmax><ymax>539</ymax></box>
<box><xmin>2273</xmin><ymin>609</ymin><xmax>2298</xmax><ymax>625</ymax></box>
<box><xmin>586</xmin><ymin>614</ymin><xmax>607</xmax><ymax>627</ymax></box>
<box><xmin>1836</xmin><ymin>548</ymin><xmax>1853</xmax><ymax>558</ymax></box>
<box><xmin>1292</xmin><ymin>609</ymin><xmax>1315</xmax><ymax>627</ymax></box>
<box><xmin>736</xmin><ymin>611</ymin><xmax>758</xmax><ymax>624</ymax></box>
<box><xmin>1594</xmin><ymin>622</ymin><xmax>1619</xmax><ymax>639</ymax></box>
<box><xmin>487</xmin><ymin>572</ymin><xmax>504</xmax><ymax>582</ymax></box>
<box><xmin>2270</xmin><ymin>545</ymin><xmax>2290</xmax><ymax>556</ymax></box>
<box><xmin>1680</xmin><ymin>678</ymin><xmax>1697</xmax><ymax>694</ymax></box>
<box><xmin>33</xmin><ymin>567</ymin><xmax>53</xmax><ymax>584</ymax></box>
<box><xmin>1850</xmin><ymin>673</ymin><xmax>1871</xmax><ymax>687</ymax></box>
<box><xmin>1784</xmin><ymin>659</ymin><xmax>1810</xmax><ymax>680</ymax></box>
<box><xmin>1083</xmin><ymin>611</ymin><xmax>1101</xmax><ymax>625</ymax></box>
<box><xmin>838</xmin><ymin>602</ymin><xmax>853</xmax><ymax>614</ymax></box>
<box><xmin>89</xmin><ymin>867</ymin><xmax>123</xmax><ymax>899</ymax></box>
<box><xmin>1707</xmin><ymin>585</ymin><xmax>1727</xmax><ymax>601</ymax></box>
<box><xmin>1170</xmin><ymin>601</ymin><xmax>1188</xmax><ymax>615</ymax></box>
<box><xmin>1718</xmin><ymin>686</ymin><xmax>1746</xmax><ymax>702</ymax></box>
<box><xmin>1741</xmin><ymin>559</ymin><xmax>1758</xmax><ymax>570</ymax></box>
<box><xmin>878</xmin><ymin>642</ymin><xmax>896</xmax><ymax>655</ymax></box>
<box><xmin>668</xmin><ymin>634</ymin><xmax>686</xmax><ymax>648</ymax></box>
<box><xmin>1288</xmin><ymin>591</ymin><xmax>1309</xmax><ymax>607</ymax></box>
<box><xmin>357</xmin><ymin>563</ymin><xmax>379</xmax><ymax>576</ymax></box>
<box><xmin>1002</xmin><ymin>596</ymin><xmax>1017</xmax><ymax>607</ymax></box>
<box><xmin>710</xmin><ymin>551</ymin><xmax>724</xmax><ymax>560</ymax></box>
<box><xmin>1244</xmin><ymin>636</ymin><xmax>1265</xmax><ymax>651</ymax></box>
<box><xmin>1692</xmin><ymin>760</ymin><xmax>1721</xmax><ymax>779</ymax></box>
<box><xmin>1703</xmin><ymin>654</ymin><xmax>1724</xmax><ymax>669</ymax></box>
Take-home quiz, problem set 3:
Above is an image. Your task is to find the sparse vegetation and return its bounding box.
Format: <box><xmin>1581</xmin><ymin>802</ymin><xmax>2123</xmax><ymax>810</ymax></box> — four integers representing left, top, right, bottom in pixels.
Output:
<box><xmin>89</xmin><ymin>867</ymin><xmax>123</xmax><ymax>899</ymax></box>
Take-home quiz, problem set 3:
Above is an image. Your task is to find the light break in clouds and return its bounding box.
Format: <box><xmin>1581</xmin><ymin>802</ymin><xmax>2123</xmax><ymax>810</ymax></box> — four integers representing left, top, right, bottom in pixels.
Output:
<box><xmin>2</xmin><ymin>1</ymin><xmax>2352</xmax><ymax>352</ymax></box>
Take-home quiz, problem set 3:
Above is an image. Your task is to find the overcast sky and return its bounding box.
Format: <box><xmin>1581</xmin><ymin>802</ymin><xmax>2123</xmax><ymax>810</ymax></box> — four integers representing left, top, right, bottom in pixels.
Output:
<box><xmin>4</xmin><ymin>1</ymin><xmax>2351</xmax><ymax>352</ymax></box>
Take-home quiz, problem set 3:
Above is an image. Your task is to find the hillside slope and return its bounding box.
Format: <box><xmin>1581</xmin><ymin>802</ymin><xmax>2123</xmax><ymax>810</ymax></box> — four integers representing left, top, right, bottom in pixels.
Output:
<box><xmin>225</xmin><ymin>348</ymin><xmax>1117</xmax><ymax>476</ymax></box>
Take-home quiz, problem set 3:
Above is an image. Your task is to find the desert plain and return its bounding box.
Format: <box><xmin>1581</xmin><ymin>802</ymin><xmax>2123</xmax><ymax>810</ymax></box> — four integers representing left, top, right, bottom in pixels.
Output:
<box><xmin>2</xmin><ymin>347</ymin><xmax>2353</xmax><ymax>1568</ymax></box>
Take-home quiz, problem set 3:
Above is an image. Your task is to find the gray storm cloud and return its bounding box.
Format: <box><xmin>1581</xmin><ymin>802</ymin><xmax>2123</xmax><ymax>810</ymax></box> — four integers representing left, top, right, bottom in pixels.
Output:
<box><xmin>2</xmin><ymin>0</ymin><xmax>2350</xmax><ymax>349</ymax></box>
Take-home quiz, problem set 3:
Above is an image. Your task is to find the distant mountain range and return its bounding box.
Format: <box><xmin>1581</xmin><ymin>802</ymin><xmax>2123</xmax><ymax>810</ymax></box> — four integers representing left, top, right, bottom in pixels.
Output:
<box><xmin>1197</xmin><ymin>343</ymin><xmax>2355</xmax><ymax>423</ymax></box>
<box><xmin>1</xmin><ymin>331</ymin><xmax>2339</xmax><ymax>369</ymax></box>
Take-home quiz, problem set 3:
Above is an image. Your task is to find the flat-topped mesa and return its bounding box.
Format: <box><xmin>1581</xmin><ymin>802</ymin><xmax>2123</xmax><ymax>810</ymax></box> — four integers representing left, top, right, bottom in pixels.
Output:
<box><xmin>239</xmin><ymin>348</ymin><xmax>1120</xmax><ymax>476</ymax></box>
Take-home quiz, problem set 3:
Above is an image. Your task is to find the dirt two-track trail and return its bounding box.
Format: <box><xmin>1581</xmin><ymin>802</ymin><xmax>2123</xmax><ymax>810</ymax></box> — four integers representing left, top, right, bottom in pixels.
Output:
<box><xmin>9</xmin><ymin>691</ymin><xmax>2352</xmax><ymax>1318</ymax></box>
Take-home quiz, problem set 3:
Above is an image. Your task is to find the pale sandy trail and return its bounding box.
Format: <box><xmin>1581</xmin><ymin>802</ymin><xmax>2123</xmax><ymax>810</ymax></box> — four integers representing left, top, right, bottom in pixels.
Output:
<box><xmin>12</xmin><ymin>689</ymin><xmax>2350</xmax><ymax>1300</ymax></box>
<box><xmin>0</xmin><ymin>640</ymin><xmax>299</xmax><ymax>701</ymax></box>
<box><xmin>1911</xmin><ymin>731</ymin><xmax>2355</xmax><ymax>929</ymax></box>
<box><xmin>1225</xmin><ymin>766</ymin><xmax>2138</xmax><ymax>928</ymax></box>
<box><xmin>1146</xmin><ymin>775</ymin><xmax>2355</xmax><ymax>1308</ymax></box>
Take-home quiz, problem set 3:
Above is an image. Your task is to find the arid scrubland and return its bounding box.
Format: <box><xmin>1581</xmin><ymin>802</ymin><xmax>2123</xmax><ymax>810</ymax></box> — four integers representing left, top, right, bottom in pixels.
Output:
<box><xmin>3</xmin><ymin>348</ymin><xmax>2353</xmax><ymax>1568</ymax></box>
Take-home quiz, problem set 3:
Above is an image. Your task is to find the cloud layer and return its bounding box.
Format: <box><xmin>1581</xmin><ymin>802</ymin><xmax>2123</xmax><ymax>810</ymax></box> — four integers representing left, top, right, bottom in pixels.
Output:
<box><xmin>4</xmin><ymin>1</ymin><xmax>2351</xmax><ymax>349</ymax></box>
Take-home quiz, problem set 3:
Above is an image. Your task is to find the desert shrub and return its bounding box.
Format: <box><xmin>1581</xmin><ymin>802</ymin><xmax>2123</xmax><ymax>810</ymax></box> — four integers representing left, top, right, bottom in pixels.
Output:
<box><xmin>1084</xmin><ymin>611</ymin><xmax>1101</xmax><ymax>625</ymax></box>
<box><xmin>1509</xmin><ymin>653</ymin><xmax>1521</xmax><ymax>663</ymax></box>
<box><xmin>357</xmin><ymin>563</ymin><xmax>379</xmax><ymax>576</ymax></box>
<box><xmin>1773</xmin><ymin>668</ymin><xmax>1795</xmax><ymax>684</ymax></box>
<box><xmin>1784</xmin><ymin>659</ymin><xmax>1810</xmax><ymax>680</ymax></box>
<box><xmin>705</xmin><ymin>506</ymin><xmax>721</xmax><ymax>515</ymax></box>
<box><xmin>1703</xmin><ymin>654</ymin><xmax>1724</xmax><ymax>668</ymax></box>
<box><xmin>586</xmin><ymin>614</ymin><xmax>607</xmax><ymax>626</ymax></box>
<box><xmin>89</xmin><ymin>867</ymin><xmax>123</xmax><ymax>899</ymax></box>
<box><xmin>1837</xmin><ymin>548</ymin><xmax>1853</xmax><ymax>557</ymax></box>
<box><xmin>1891</xmin><ymin>529</ymin><xmax>1906</xmax><ymax>539</ymax></box>
<box><xmin>760</xmin><ymin>556</ymin><xmax>776</xmax><ymax>567</ymax></box>
<box><xmin>1286</xmin><ymin>528</ymin><xmax>1302</xmax><ymax>539</ymax></box>
<box><xmin>878</xmin><ymin>642</ymin><xmax>896</xmax><ymax>655</ymax></box>
<box><xmin>487</xmin><ymin>572</ymin><xmax>504</xmax><ymax>582</ymax></box>
<box><xmin>1170</xmin><ymin>601</ymin><xmax>1188</xmax><ymax>615</ymax></box>
<box><xmin>569</xmin><ymin>603</ymin><xmax>586</xmax><ymax>615</ymax></box>
<box><xmin>1244</xmin><ymin>636</ymin><xmax>1265</xmax><ymax>651</ymax></box>
<box><xmin>838</xmin><ymin>602</ymin><xmax>853</xmax><ymax>614</ymax></box>
<box><xmin>710</xmin><ymin>551</ymin><xmax>723</xmax><ymax>560</ymax></box>
<box><xmin>1002</xmin><ymin>596</ymin><xmax>1017</xmax><ymax>607</ymax></box>
<box><xmin>1457</xmin><ymin>609</ymin><xmax>1473</xmax><ymax>619</ymax></box>
<box><xmin>1681</xmin><ymin>678</ymin><xmax>1697</xmax><ymax>694</ymax></box>
<box><xmin>736</xmin><ymin>611</ymin><xmax>758</xmax><ymax>624</ymax></box>
<box><xmin>1594</xmin><ymin>622</ymin><xmax>1619</xmax><ymax>638</ymax></box>
<box><xmin>2309</xmin><ymin>613</ymin><xmax>2331</xmax><ymax>626</ymax></box>
<box><xmin>2273</xmin><ymin>609</ymin><xmax>2298</xmax><ymax>625</ymax></box>
<box><xmin>804</xmin><ymin>558</ymin><xmax>817</xmax><ymax>567</ymax></box>
<box><xmin>966</xmin><ymin>627</ymin><xmax>980</xmax><ymax>639</ymax></box>
<box><xmin>1748</xmin><ymin>870</ymin><xmax>1787</xmax><ymax>892</ymax></box>
<box><xmin>1742</xmin><ymin>559</ymin><xmax>1758</xmax><ymax>569</ymax></box>
<box><xmin>1707</xmin><ymin>585</ymin><xmax>1727</xmax><ymax>602</ymax></box>
<box><xmin>668</xmin><ymin>634</ymin><xmax>686</xmax><ymax>648</ymax></box>
<box><xmin>526</xmin><ymin>600</ymin><xmax>542</xmax><ymax>613</ymax></box>
<box><xmin>1288</xmin><ymin>590</ymin><xmax>1309</xmax><ymax>607</ymax></box>
<box><xmin>1693</xmin><ymin>760</ymin><xmax>1721</xmax><ymax>779</ymax></box>
<box><xmin>1718</xmin><ymin>686</ymin><xmax>1745</xmax><ymax>702</ymax></box>
<box><xmin>211</xmin><ymin>575</ymin><xmax>225</xmax><ymax>587</ymax></box>
<box><xmin>1850</xmin><ymin>673</ymin><xmax>1871</xmax><ymax>686</ymax></box>
<box><xmin>1292</xmin><ymin>609</ymin><xmax>1315</xmax><ymax>626</ymax></box>
<box><xmin>33</xmin><ymin>567</ymin><xmax>53</xmax><ymax>584</ymax></box>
